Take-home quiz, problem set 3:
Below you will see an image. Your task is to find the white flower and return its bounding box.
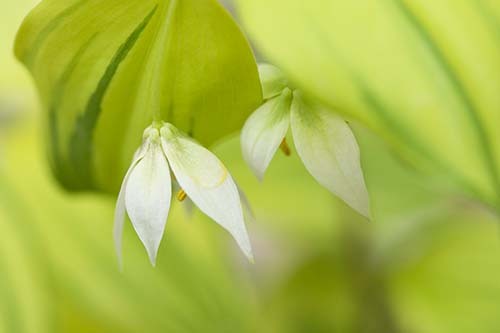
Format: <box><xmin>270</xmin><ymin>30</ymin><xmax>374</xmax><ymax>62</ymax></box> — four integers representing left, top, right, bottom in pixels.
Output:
<box><xmin>114</xmin><ymin>122</ymin><xmax>253</xmax><ymax>267</ymax></box>
<box><xmin>241</xmin><ymin>64</ymin><xmax>371</xmax><ymax>218</ymax></box>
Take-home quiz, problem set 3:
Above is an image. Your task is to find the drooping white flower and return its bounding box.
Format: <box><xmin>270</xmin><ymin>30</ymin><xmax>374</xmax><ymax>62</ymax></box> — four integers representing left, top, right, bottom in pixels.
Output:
<box><xmin>114</xmin><ymin>122</ymin><xmax>253</xmax><ymax>267</ymax></box>
<box><xmin>241</xmin><ymin>64</ymin><xmax>371</xmax><ymax>218</ymax></box>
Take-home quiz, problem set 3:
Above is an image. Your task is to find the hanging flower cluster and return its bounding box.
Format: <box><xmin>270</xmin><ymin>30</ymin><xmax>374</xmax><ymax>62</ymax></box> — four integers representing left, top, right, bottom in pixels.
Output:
<box><xmin>115</xmin><ymin>64</ymin><xmax>370</xmax><ymax>266</ymax></box>
<box><xmin>114</xmin><ymin>122</ymin><xmax>253</xmax><ymax>266</ymax></box>
<box><xmin>241</xmin><ymin>64</ymin><xmax>370</xmax><ymax>218</ymax></box>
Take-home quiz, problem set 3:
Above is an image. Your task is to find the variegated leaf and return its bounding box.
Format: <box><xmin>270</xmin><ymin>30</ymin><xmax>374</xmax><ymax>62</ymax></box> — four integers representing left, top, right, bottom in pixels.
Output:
<box><xmin>15</xmin><ymin>0</ymin><xmax>262</xmax><ymax>192</ymax></box>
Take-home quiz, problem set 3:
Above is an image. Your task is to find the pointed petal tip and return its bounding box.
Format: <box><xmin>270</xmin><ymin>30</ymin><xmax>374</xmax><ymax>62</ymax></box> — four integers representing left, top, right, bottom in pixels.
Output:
<box><xmin>247</xmin><ymin>253</ymin><xmax>255</xmax><ymax>264</ymax></box>
<box><xmin>146</xmin><ymin>248</ymin><xmax>158</xmax><ymax>267</ymax></box>
<box><xmin>244</xmin><ymin>155</ymin><xmax>266</xmax><ymax>182</ymax></box>
<box><xmin>336</xmin><ymin>193</ymin><xmax>372</xmax><ymax>221</ymax></box>
<box><xmin>142</xmin><ymin>236</ymin><xmax>161</xmax><ymax>267</ymax></box>
<box><xmin>117</xmin><ymin>261</ymin><xmax>124</xmax><ymax>273</ymax></box>
<box><xmin>115</xmin><ymin>250</ymin><xmax>124</xmax><ymax>272</ymax></box>
<box><xmin>360</xmin><ymin>210</ymin><xmax>372</xmax><ymax>221</ymax></box>
<box><xmin>348</xmin><ymin>192</ymin><xmax>372</xmax><ymax>221</ymax></box>
<box><xmin>240</xmin><ymin>242</ymin><xmax>254</xmax><ymax>263</ymax></box>
<box><xmin>246</xmin><ymin>162</ymin><xmax>267</xmax><ymax>182</ymax></box>
<box><xmin>350</xmin><ymin>202</ymin><xmax>372</xmax><ymax>221</ymax></box>
<box><xmin>254</xmin><ymin>170</ymin><xmax>265</xmax><ymax>182</ymax></box>
<box><xmin>362</xmin><ymin>205</ymin><xmax>372</xmax><ymax>220</ymax></box>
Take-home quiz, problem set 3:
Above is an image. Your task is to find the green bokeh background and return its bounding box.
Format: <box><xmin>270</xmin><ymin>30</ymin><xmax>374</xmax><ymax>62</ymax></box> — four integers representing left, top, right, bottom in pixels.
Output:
<box><xmin>1</xmin><ymin>1</ymin><xmax>500</xmax><ymax>332</ymax></box>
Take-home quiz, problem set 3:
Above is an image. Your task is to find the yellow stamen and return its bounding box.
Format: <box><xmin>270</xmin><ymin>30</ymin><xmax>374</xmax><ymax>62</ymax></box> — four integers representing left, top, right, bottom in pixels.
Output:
<box><xmin>279</xmin><ymin>138</ymin><xmax>291</xmax><ymax>156</ymax></box>
<box><xmin>177</xmin><ymin>189</ymin><xmax>187</xmax><ymax>202</ymax></box>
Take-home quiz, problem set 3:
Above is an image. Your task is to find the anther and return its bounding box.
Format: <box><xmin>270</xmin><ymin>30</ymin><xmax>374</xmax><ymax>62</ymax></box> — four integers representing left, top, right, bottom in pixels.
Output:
<box><xmin>177</xmin><ymin>189</ymin><xmax>187</xmax><ymax>202</ymax></box>
<box><xmin>279</xmin><ymin>138</ymin><xmax>291</xmax><ymax>156</ymax></box>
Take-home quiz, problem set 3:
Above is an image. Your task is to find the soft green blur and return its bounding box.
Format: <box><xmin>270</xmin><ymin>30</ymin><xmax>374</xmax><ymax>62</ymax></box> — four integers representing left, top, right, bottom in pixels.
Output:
<box><xmin>236</xmin><ymin>0</ymin><xmax>500</xmax><ymax>211</ymax></box>
<box><xmin>1</xmin><ymin>1</ymin><xmax>500</xmax><ymax>333</ymax></box>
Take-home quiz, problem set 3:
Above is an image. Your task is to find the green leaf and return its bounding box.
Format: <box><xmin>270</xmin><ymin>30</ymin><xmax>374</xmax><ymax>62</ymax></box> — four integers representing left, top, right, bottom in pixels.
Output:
<box><xmin>0</xmin><ymin>120</ymin><xmax>258</xmax><ymax>333</ymax></box>
<box><xmin>15</xmin><ymin>0</ymin><xmax>261</xmax><ymax>193</ymax></box>
<box><xmin>235</xmin><ymin>0</ymin><xmax>500</xmax><ymax>210</ymax></box>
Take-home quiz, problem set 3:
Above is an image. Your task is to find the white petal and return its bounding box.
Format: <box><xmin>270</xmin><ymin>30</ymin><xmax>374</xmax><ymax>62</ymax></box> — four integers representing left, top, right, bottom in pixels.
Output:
<box><xmin>258</xmin><ymin>63</ymin><xmax>288</xmax><ymax>100</ymax></box>
<box><xmin>125</xmin><ymin>141</ymin><xmax>172</xmax><ymax>266</ymax></box>
<box><xmin>113</xmin><ymin>145</ymin><xmax>148</xmax><ymax>269</ymax></box>
<box><xmin>290</xmin><ymin>91</ymin><xmax>371</xmax><ymax>218</ymax></box>
<box><xmin>161</xmin><ymin>126</ymin><xmax>253</xmax><ymax>260</ymax></box>
<box><xmin>241</xmin><ymin>88</ymin><xmax>292</xmax><ymax>180</ymax></box>
<box><xmin>175</xmin><ymin>180</ymin><xmax>253</xmax><ymax>223</ymax></box>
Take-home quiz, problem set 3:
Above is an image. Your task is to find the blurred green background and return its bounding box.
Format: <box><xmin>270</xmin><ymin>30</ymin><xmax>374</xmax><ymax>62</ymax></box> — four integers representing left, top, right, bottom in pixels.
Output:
<box><xmin>1</xmin><ymin>1</ymin><xmax>500</xmax><ymax>332</ymax></box>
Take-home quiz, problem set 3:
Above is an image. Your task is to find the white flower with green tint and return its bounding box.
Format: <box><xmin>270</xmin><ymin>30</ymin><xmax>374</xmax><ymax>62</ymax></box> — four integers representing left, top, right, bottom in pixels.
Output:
<box><xmin>242</xmin><ymin>64</ymin><xmax>371</xmax><ymax>218</ymax></box>
<box><xmin>115</xmin><ymin>122</ymin><xmax>253</xmax><ymax>267</ymax></box>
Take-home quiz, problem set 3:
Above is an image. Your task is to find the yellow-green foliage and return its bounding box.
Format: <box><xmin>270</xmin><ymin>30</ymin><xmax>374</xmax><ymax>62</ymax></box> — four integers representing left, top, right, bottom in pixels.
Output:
<box><xmin>2</xmin><ymin>1</ymin><xmax>500</xmax><ymax>332</ymax></box>
<box><xmin>15</xmin><ymin>0</ymin><xmax>262</xmax><ymax>193</ymax></box>
<box><xmin>237</xmin><ymin>0</ymin><xmax>500</xmax><ymax>211</ymax></box>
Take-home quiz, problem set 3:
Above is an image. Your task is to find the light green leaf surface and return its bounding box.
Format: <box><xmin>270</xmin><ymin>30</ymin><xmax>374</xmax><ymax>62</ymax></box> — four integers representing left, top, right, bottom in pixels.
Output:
<box><xmin>15</xmin><ymin>0</ymin><xmax>261</xmax><ymax>192</ymax></box>
<box><xmin>0</xmin><ymin>120</ymin><xmax>259</xmax><ymax>333</ymax></box>
<box><xmin>236</xmin><ymin>0</ymin><xmax>500</xmax><ymax>211</ymax></box>
<box><xmin>2</xmin><ymin>104</ymin><xmax>500</xmax><ymax>333</ymax></box>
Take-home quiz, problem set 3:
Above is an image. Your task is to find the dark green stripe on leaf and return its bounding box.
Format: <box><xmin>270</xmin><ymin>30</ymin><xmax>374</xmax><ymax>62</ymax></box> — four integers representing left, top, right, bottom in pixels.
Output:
<box><xmin>357</xmin><ymin>80</ymin><xmax>490</xmax><ymax>205</ymax></box>
<box><xmin>302</xmin><ymin>5</ymin><xmax>498</xmax><ymax>206</ymax></box>
<box><xmin>21</xmin><ymin>0</ymin><xmax>88</xmax><ymax>67</ymax></box>
<box><xmin>391</xmin><ymin>0</ymin><xmax>500</xmax><ymax>199</ymax></box>
<box><xmin>68</xmin><ymin>6</ymin><xmax>157</xmax><ymax>190</ymax></box>
<box><xmin>49</xmin><ymin>34</ymin><xmax>98</xmax><ymax>187</ymax></box>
